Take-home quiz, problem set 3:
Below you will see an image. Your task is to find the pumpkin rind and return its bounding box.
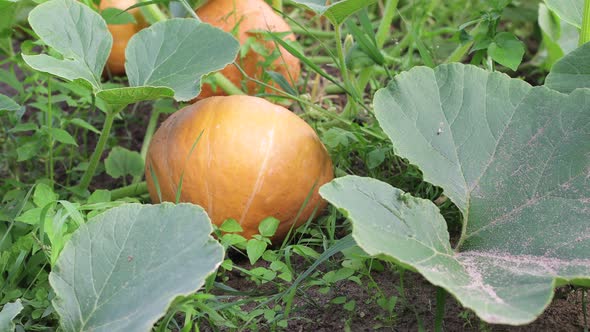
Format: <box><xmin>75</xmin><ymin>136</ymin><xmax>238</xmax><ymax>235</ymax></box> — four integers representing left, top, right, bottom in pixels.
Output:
<box><xmin>145</xmin><ymin>96</ymin><xmax>333</xmax><ymax>240</ymax></box>
<box><xmin>195</xmin><ymin>0</ymin><xmax>301</xmax><ymax>99</ymax></box>
<box><xmin>99</xmin><ymin>0</ymin><xmax>147</xmax><ymax>75</ymax></box>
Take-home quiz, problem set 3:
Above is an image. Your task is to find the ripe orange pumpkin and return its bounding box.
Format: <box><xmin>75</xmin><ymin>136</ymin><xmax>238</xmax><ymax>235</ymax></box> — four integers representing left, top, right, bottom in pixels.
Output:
<box><xmin>145</xmin><ymin>95</ymin><xmax>333</xmax><ymax>240</ymax></box>
<box><xmin>195</xmin><ymin>0</ymin><xmax>301</xmax><ymax>99</ymax></box>
<box><xmin>99</xmin><ymin>0</ymin><xmax>147</xmax><ymax>75</ymax></box>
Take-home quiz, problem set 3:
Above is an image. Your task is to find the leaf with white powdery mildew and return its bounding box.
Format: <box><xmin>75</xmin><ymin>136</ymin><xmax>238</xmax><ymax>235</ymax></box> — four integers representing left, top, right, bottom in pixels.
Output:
<box><xmin>49</xmin><ymin>203</ymin><xmax>224</xmax><ymax>331</ymax></box>
<box><xmin>124</xmin><ymin>18</ymin><xmax>240</xmax><ymax>102</ymax></box>
<box><xmin>22</xmin><ymin>0</ymin><xmax>111</xmax><ymax>91</ymax></box>
<box><xmin>321</xmin><ymin>63</ymin><xmax>590</xmax><ymax>325</ymax></box>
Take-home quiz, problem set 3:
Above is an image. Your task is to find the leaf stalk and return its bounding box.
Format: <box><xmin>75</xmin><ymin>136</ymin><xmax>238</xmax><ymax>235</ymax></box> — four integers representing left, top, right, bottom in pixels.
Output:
<box><xmin>580</xmin><ymin>0</ymin><xmax>590</xmax><ymax>46</ymax></box>
<box><xmin>76</xmin><ymin>107</ymin><xmax>122</xmax><ymax>193</ymax></box>
<box><xmin>434</xmin><ymin>287</ymin><xmax>446</xmax><ymax>332</ymax></box>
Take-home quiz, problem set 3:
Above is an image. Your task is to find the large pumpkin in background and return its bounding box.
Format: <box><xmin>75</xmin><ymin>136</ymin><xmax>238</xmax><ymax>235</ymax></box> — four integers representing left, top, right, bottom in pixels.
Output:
<box><xmin>145</xmin><ymin>96</ymin><xmax>333</xmax><ymax>240</ymax></box>
<box><xmin>99</xmin><ymin>0</ymin><xmax>147</xmax><ymax>75</ymax></box>
<box><xmin>195</xmin><ymin>0</ymin><xmax>301</xmax><ymax>99</ymax></box>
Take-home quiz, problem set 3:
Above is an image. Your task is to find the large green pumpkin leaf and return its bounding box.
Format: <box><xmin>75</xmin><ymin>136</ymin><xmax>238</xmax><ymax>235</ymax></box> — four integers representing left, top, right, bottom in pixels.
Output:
<box><xmin>545</xmin><ymin>42</ymin><xmax>590</xmax><ymax>93</ymax></box>
<box><xmin>321</xmin><ymin>63</ymin><xmax>590</xmax><ymax>325</ymax></box>
<box><xmin>290</xmin><ymin>0</ymin><xmax>377</xmax><ymax>25</ymax></box>
<box><xmin>22</xmin><ymin>0</ymin><xmax>111</xmax><ymax>91</ymax></box>
<box><xmin>0</xmin><ymin>299</ymin><xmax>23</xmax><ymax>332</ymax></box>
<box><xmin>545</xmin><ymin>0</ymin><xmax>583</xmax><ymax>28</ymax></box>
<box><xmin>125</xmin><ymin>18</ymin><xmax>240</xmax><ymax>102</ymax></box>
<box><xmin>49</xmin><ymin>203</ymin><xmax>224</xmax><ymax>331</ymax></box>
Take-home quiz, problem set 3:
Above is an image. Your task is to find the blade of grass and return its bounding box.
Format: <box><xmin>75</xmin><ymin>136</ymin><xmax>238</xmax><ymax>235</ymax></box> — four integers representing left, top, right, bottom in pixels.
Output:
<box><xmin>376</xmin><ymin>0</ymin><xmax>399</xmax><ymax>48</ymax></box>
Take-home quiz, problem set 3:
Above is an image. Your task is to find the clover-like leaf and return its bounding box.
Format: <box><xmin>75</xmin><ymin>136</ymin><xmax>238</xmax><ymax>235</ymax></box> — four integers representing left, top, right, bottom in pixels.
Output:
<box><xmin>0</xmin><ymin>299</ymin><xmax>23</xmax><ymax>332</ymax></box>
<box><xmin>488</xmin><ymin>32</ymin><xmax>525</xmax><ymax>71</ymax></box>
<box><xmin>289</xmin><ymin>0</ymin><xmax>377</xmax><ymax>25</ymax></box>
<box><xmin>22</xmin><ymin>0</ymin><xmax>111</xmax><ymax>91</ymax></box>
<box><xmin>321</xmin><ymin>63</ymin><xmax>590</xmax><ymax>325</ymax></box>
<box><xmin>125</xmin><ymin>18</ymin><xmax>240</xmax><ymax>101</ymax></box>
<box><xmin>49</xmin><ymin>203</ymin><xmax>224</xmax><ymax>331</ymax></box>
<box><xmin>545</xmin><ymin>0</ymin><xmax>583</xmax><ymax>28</ymax></box>
<box><xmin>545</xmin><ymin>42</ymin><xmax>590</xmax><ymax>93</ymax></box>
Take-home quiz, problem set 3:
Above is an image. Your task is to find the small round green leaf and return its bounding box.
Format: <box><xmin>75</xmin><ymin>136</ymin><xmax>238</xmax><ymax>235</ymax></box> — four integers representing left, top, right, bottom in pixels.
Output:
<box><xmin>247</xmin><ymin>239</ymin><xmax>267</xmax><ymax>265</ymax></box>
<box><xmin>104</xmin><ymin>147</ymin><xmax>144</xmax><ymax>178</ymax></box>
<box><xmin>488</xmin><ymin>32</ymin><xmax>525</xmax><ymax>71</ymax></box>
<box><xmin>258</xmin><ymin>217</ymin><xmax>280</xmax><ymax>237</ymax></box>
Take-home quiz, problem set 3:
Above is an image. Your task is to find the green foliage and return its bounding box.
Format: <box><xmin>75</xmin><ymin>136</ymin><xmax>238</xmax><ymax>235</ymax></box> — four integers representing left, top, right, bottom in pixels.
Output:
<box><xmin>0</xmin><ymin>94</ymin><xmax>19</xmax><ymax>113</ymax></box>
<box><xmin>545</xmin><ymin>42</ymin><xmax>590</xmax><ymax>92</ymax></box>
<box><xmin>0</xmin><ymin>300</ymin><xmax>23</xmax><ymax>332</ymax></box>
<box><xmin>487</xmin><ymin>32</ymin><xmax>525</xmax><ymax>71</ymax></box>
<box><xmin>105</xmin><ymin>147</ymin><xmax>144</xmax><ymax>179</ymax></box>
<box><xmin>100</xmin><ymin>7</ymin><xmax>137</xmax><ymax>25</ymax></box>
<box><xmin>321</xmin><ymin>63</ymin><xmax>590</xmax><ymax>325</ymax></box>
<box><xmin>545</xmin><ymin>0</ymin><xmax>584</xmax><ymax>28</ymax></box>
<box><xmin>124</xmin><ymin>18</ymin><xmax>240</xmax><ymax>102</ymax></box>
<box><xmin>23</xmin><ymin>0</ymin><xmax>112</xmax><ymax>91</ymax></box>
<box><xmin>458</xmin><ymin>3</ymin><xmax>525</xmax><ymax>71</ymax></box>
<box><xmin>24</xmin><ymin>0</ymin><xmax>240</xmax><ymax>104</ymax></box>
<box><xmin>0</xmin><ymin>0</ymin><xmax>585</xmax><ymax>330</ymax></box>
<box><xmin>50</xmin><ymin>203</ymin><xmax>224</xmax><ymax>331</ymax></box>
<box><xmin>290</xmin><ymin>0</ymin><xmax>377</xmax><ymax>25</ymax></box>
<box><xmin>538</xmin><ymin>3</ymin><xmax>578</xmax><ymax>69</ymax></box>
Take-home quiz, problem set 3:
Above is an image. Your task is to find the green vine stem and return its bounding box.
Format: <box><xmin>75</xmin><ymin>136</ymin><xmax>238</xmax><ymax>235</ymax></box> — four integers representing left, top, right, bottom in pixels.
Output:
<box><xmin>212</xmin><ymin>72</ymin><xmax>246</xmax><ymax>95</ymax></box>
<box><xmin>271</xmin><ymin>0</ymin><xmax>282</xmax><ymax>12</ymax></box>
<box><xmin>434</xmin><ymin>287</ymin><xmax>447</xmax><ymax>332</ymax></box>
<box><xmin>110</xmin><ymin>181</ymin><xmax>149</xmax><ymax>200</ymax></box>
<box><xmin>140</xmin><ymin>109</ymin><xmax>160</xmax><ymax>162</ymax></box>
<box><xmin>76</xmin><ymin>106</ymin><xmax>123</xmax><ymax>193</ymax></box>
<box><xmin>138</xmin><ymin>0</ymin><xmax>167</xmax><ymax>23</ymax></box>
<box><xmin>290</xmin><ymin>26</ymin><xmax>334</xmax><ymax>38</ymax></box>
<box><xmin>334</xmin><ymin>24</ymin><xmax>359</xmax><ymax>119</ymax></box>
<box><xmin>580</xmin><ymin>0</ymin><xmax>590</xmax><ymax>46</ymax></box>
<box><xmin>334</xmin><ymin>24</ymin><xmax>352</xmax><ymax>93</ymax></box>
<box><xmin>46</xmin><ymin>77</ymin><xmax>54</xmax><ymax>187</ymax></box>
